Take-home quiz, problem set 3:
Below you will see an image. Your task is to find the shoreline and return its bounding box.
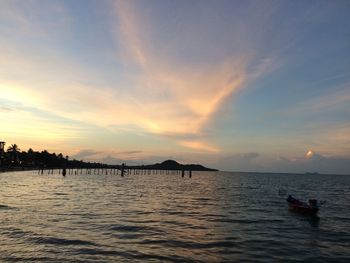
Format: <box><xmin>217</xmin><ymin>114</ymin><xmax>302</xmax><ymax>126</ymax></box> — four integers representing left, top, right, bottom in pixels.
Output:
<box><xmin>0</xmin><ymin>167</ymin><xmax>45</xmax><ymax>173</ymax></box>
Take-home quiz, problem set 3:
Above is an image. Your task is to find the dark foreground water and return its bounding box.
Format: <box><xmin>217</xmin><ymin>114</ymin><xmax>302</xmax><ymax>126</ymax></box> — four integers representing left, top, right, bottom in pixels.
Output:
<box><xmin>0</xmin><ymin>171</ymin><xmax>349</xmax><ymax>262</ymax></box>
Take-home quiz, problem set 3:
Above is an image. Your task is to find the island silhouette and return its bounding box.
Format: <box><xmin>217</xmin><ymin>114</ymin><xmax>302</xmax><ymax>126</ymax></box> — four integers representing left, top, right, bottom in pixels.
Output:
<box><xmin>128</xmin><ymin>159</ymin><xmax>218</xmax><ymax>172</ymax></box>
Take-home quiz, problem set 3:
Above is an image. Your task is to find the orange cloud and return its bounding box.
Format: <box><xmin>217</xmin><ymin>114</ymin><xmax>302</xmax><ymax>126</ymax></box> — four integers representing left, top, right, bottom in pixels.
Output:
<box><xmin>179</xmin><ymin>140</ymin><xmax>219</xmax><ymax>153</ymax></box>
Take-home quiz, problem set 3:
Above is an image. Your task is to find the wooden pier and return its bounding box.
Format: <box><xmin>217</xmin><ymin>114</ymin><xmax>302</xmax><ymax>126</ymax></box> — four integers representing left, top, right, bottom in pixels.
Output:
<box><xmin>36</xmin><ymin>166</ymin><xmax>194</xmax><ymax>178</ymax></box>
<box><xmin>32</xmin><ymin>160</ymin><xmax>218</xmax><ymax>178</ymax></box>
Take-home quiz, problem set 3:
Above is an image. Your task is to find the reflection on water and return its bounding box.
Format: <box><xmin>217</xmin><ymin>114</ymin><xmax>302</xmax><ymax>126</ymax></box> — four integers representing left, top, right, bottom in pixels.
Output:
<box><xmin>0</xmin><ymin>171</ymin><xmax>349</xmax><ymax>262</ymax></box>
<box><xmin>288</xmin><ymin>210</ymin><xmax>321</xmax><ymax>228</ymax></box>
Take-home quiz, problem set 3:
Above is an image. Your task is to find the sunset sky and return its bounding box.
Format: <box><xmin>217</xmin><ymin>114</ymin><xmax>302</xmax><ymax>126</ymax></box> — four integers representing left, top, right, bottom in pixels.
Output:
<box><xmin>0</xmin><ymin>0</ymin><xmax>349</xmax><ymax>174</ymax></box>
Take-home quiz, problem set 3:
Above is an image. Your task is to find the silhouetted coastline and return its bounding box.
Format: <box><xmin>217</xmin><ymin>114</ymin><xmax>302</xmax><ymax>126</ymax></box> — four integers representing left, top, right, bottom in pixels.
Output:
<box><xmin>0</xmin><ymin>144</ymin><xmax>109</xmax><ymax>172</ymax></box>
<box><xmin>0</xmin><ymin>143</ymin><xmax>218</xmax><ymax>173</ymax></box>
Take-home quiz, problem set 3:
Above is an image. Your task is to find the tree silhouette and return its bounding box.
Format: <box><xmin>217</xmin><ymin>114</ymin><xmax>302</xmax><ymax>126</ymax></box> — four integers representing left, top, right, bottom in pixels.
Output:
<box><xmin>7</xmin><ymin>144</ymin><xmax>20</xmax><ymax>164</ymax></box>
<box><xmin>7</xmin><ymin>144</ymin><xmax>20</xmax><ymax>152</ymax></box>
<box><xmin>0</xmin><ymin>143</ymin><xmax>106</xmax><ymax>169</ymax></box>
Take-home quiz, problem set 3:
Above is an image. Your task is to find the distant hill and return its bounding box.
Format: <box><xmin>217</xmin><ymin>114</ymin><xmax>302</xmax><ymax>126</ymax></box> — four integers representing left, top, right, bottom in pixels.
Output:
<box><xmin>128</xmin><ymin>159</ymin><xmax>218</xmax><ymax>171</ymax></box>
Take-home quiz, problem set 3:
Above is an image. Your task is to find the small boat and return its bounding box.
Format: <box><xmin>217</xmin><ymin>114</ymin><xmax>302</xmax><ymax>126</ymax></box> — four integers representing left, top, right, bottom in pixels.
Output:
<box><xmin>286</xmin><ymin>195</ymin><xmax>319</xmax><ymax>215</ymax></box>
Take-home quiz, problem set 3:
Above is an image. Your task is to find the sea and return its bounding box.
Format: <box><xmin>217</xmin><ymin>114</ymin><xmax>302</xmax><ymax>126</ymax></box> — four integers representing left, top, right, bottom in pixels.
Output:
<box><xmin>0</xmin><ymin>170</ymin><xmax>349</xmax><ymax>262</ymax></box>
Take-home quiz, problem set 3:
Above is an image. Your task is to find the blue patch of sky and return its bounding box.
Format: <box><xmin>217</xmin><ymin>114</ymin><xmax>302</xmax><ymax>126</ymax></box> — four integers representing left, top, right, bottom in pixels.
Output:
<box><xmin>231</xmin><ymin>1</ymin><xmax>350</xmax><ymax>123</ymax></box>
<box><xmin>133</xmin><ymin>0</ymin><xmax>253</xmax><ymax>66</ymax></box>
<box><xmin>57</xmin><ymin>1</ymin><xmax>116</xmax><ymax>62</ymax></box>
<box><xmin>50</xmin><ymin>1</ymin><xmax>128</xmax><ymax>88</ymax></box>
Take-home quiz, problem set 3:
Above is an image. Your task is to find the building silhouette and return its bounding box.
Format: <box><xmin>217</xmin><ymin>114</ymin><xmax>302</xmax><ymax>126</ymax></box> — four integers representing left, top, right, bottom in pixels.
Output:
<box><xmin>0</xmin><ymin>141</ymin><xmax>5</xmax><ymax>167</ymax></box>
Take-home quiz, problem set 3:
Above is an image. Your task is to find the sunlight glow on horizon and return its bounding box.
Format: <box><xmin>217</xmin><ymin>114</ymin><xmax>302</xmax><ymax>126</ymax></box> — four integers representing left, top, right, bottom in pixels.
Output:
<box><xmin>306</xmin><ymin>150</ymin><xmax>314</xmax><ymax>158</ymax></box>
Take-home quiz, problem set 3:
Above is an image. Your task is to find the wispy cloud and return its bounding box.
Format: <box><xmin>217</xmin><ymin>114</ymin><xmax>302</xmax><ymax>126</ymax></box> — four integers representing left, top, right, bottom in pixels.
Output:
<box><xmin>0</xmin><ymin>106</ymin><xmax>13</xmax><ymax>112</ymax></box>
<box><xmin>111</xmin><ymin>0</ymin><xmax>255</xmax><ymax>151</ymax></box>
<box><xmin>179</xmin><ymin>140</ymin><xmax>219</xmax><ymax>153</ymax></box>
<box><xmin>216</xmin><ymin>152</ymin><xmax>261</xmax><ymax>172</ymax></box>
<box><xmin>288</xmin><ymin>83</ymin><xmax>350</xmax><ymax>115</ymax></box>
<box><xmin>0</xmin><ymin>0</ymin><xmax>70</xmax><ymax>37</ymax></box>
<box><xmin>72</xmin><ymin>149</ymin><xmax>102</xmax><ymax>160</ymax></box>
<box><xmin>71</xmin><ymin>148</ymin><xmax>150</xmax><ymax>165</ymax></box>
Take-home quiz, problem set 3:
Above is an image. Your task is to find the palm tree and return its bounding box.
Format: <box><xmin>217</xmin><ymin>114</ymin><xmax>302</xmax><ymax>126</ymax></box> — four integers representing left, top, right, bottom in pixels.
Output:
<box><xmin>7</xmin><ymin>144</ymin><xmax>20</xmax><ymax>164</ymax></box>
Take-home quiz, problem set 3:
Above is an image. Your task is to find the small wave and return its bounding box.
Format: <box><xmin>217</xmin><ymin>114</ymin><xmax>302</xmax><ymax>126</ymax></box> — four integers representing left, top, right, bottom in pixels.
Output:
<box><xmin>134</xmin><ymin>210</ymin><xmax>154</xmax><ymax>215</ymax></box>
<box><xmin>0</xmin><ymin>255</ymin><xmax>62</xmax><ymax>262</ymax></box>
<box><xmin>109</xmin><ymin>224</ymin><xmax>163</xmax><ymax>234</ymax></box>
<box><xmin>330</xmin><ymin>216</ymin><xmax>350</xmax><ymax>222</ymax></box>
<box><xmin>162</xmin><ymin>220</ymin><xmax>207</xmax><ymax>229</ymax></box>
<box><xmin>2</xmin><ymin>227</ymin><xmax>30</xmax><ymax>238</ymax></box>
<box><xmin>201</xmin><ymin>213</ymin><xmax>226</xmax><ymax>218</ymax></box>
<box><xmin>2</xmin><ymin>227</ymin><xmax>97</xmax><ymax>247</ymax></box>
<box><xmin>0</xmin><ymin>204</ymin><xmax>15</xmax><ymax>210</ymax></box>
<box><xmin>76</xmin><ymin>247</ymin><xmax>125</xmax><ymax>256</ymax></box>
<box><xmin>318</xmin><ymin>230</ymin><xmax>350</xmax><ymax>243</ymax></box>
<box><xmin>30</xmin><ymin>236</ymin><xmax>97</xmax><ymax>246</ymax></box>
<box><xmin>208</xmin><ymin>218</ymin><xmax>285</xmax><ymax>224</ymax></box>
<box><xmin>53</xmin><ymin>192</ymin><xmax>69</xmax><ymax>196</ymax></box>
<box><xmin>194</xmin><ymin>197</ymin><xmax>211</xmax><ymax>201</ymax></box>
<box><xmin>246</xmin><ymin>208</ymin><xmax>274</xmax><ymax>213</ymax></box>
<box><xmin>139</xmin><ymin>238</ymin><xmax>238</xmax><ymax>249</ymax></box>
<box><xmin>242</xmin><ymin>239</ymin><xmax>284</xmax><ymax>248</ymax></box>
<box><xmin>42</xmin><ymin>197</ymin><xmax>70</xmax><ymax>201</ymax></box>
<box><xmin>76</xmin><ymin>248</ymin><xmax>195</xmax><ymax>262</ymax></box>
<box><xmin>124</xmin><ymin>219</ymin><xmax>158</xmax><ymax>224</ymax></box>
<box><xmin>131</xmin><ymin>251</ymin><xmax>195</xmax><ymax>262</ymax></box>
<box><xmin>159</xmin><ymin>210</ymin><xmax>185</xmax><ymax>215</ymax></box>
<box><xmin>110</xmin><ymin>225</ymin><xmax>147</xmax><ymax>232</ymax></box>
<box><xmin>113</xmin><ymin>233</ymin><xmax>147</xmax><ymax>240</ymax></box>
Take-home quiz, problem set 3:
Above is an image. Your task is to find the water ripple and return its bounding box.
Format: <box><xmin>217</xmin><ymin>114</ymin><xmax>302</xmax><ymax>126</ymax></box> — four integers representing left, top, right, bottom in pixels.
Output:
<box><xmin>0</xmin><ymin>171</ymin><xmax>349</xmax><ymax>262</ymax></box>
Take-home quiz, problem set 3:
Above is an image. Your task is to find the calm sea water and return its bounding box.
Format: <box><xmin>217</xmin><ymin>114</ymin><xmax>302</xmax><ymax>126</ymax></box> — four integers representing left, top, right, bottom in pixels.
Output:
<box><xmin>0</xmin><ymin>170</ymin><xmax>349</xmax><ymax>262</ymax></box>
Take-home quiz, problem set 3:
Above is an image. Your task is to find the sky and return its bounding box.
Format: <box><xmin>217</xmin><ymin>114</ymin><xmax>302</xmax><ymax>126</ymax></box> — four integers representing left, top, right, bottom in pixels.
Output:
<box><xmin>0</xmin><ymin>0</ymin><xmax>349</xmax><ymax>174</ymax></box>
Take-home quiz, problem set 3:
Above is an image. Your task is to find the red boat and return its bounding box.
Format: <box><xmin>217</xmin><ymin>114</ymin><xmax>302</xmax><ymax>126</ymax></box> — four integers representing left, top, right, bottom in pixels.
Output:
<box><xmin>286</xmin><ymin>195</ymin><xmax>319</xmax><ymax>215</ymax></box>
